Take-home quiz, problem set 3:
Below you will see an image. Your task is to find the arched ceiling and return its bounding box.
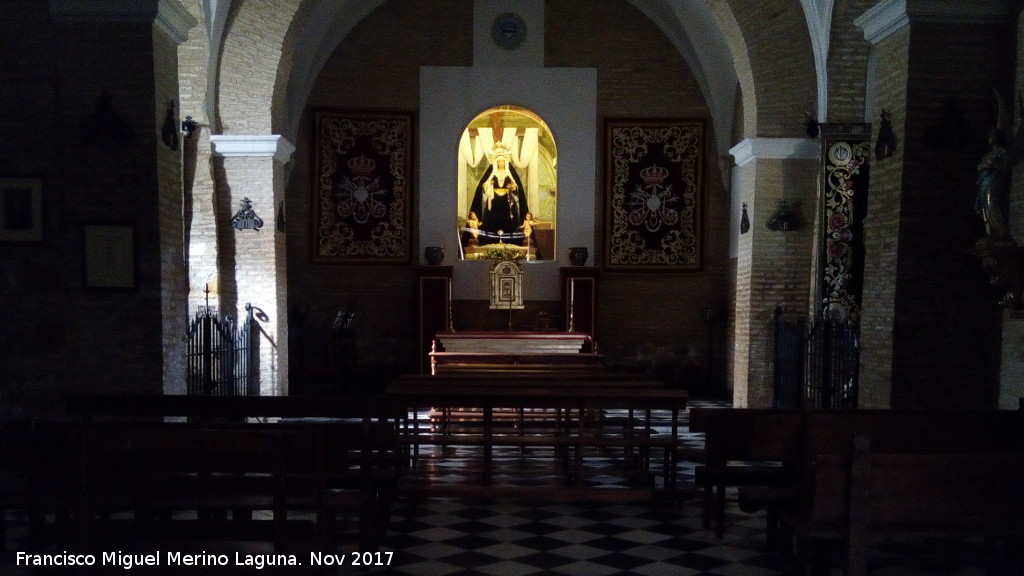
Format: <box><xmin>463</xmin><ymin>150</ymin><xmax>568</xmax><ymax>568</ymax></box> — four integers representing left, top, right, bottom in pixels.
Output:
<box><xmin>201</xmin><ymin>0</ymin><xmax>806</xmax><ymax>164</ymax></box>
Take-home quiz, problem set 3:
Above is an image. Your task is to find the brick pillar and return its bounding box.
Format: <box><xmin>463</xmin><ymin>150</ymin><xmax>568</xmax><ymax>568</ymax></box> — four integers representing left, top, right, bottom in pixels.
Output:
<box><xmin>730</xmin><ymin>138</ymin><xmax>819</xmax><ymax>407</ymax></box>
<box><xmin>1002</xmin><ymin>9</ymin><xmax>1024</xmax><ymax>409</ymax></box>
<box><xmin>44</xmin><ymin>0</ymin><xmax>196</xmax><ymax>400</ymax></box>
<box><xmin>856</xmin><ymin>0</ymin><xmax>1011</xmax><ymax>409</ymax></box>
<box><xmin>211</xmin><ymin>135</ymin><xmax>294</xmax><ymax>396</ymax></box>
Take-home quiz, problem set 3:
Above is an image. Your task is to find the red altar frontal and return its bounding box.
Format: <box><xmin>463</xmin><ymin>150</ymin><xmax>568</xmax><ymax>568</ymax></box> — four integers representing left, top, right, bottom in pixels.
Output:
<box><xmin>429</xmin><ymin>331</ymin><xmax>601</xmax><ymax>375</ymax></box>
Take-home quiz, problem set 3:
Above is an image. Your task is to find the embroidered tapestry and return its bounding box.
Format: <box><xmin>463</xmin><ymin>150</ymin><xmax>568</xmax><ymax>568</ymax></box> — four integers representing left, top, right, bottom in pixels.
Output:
<box><xmin>819</xmin><ymin>125</ymin><xmax>871</xmax><ymax>325</ymax></box>
<box><xmin>604</xmin><ymin>119</ymin><xmax>704</xmax><ymax>271</ymax></box>
<box><xmin>312</xmin><ymin>110</ymin><xmax>413</xmax><ymax>263</ymax></box>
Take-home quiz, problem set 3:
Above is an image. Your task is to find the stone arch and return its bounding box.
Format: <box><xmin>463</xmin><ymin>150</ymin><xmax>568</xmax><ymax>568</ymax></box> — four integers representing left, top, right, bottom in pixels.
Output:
<box><xmin>210</xmin><ymin>0</ymin><xmax>390</xmax><ymax>144</ymax></box>
<box><xmin>711</xmin><ymin>0</ymin><xmax>818</xmax><ymax>138</ymax></box>
<box><xmin>215</xmin><ymin>0</ymin><xmax>300</xmax><ymax>134</ymax></box>
<box><xmin>707</xmin><ymin>2</ymin><xmax>758</xmax><ymax>137</ymax></box>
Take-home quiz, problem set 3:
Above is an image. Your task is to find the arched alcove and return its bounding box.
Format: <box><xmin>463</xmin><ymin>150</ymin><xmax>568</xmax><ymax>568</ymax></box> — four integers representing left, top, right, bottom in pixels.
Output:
<box><xmin>458</xmin><ymin>106</ymin><xmax>557</xmax><ymax>261</ymax></box>
<box><xmin>419</xmin><ymin>66</ymin><xmax>596</xmax><ymax>302</ymax></box>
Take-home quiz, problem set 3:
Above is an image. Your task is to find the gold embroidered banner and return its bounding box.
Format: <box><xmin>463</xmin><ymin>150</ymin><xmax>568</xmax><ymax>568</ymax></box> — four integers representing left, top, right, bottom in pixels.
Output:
<box><xmin>604</xmin><ymin>119</ymin><xmax>704</xmax><ymax>271</ymax></box>
<box><xmin>312</xmin><ymin>110</ymin><xmax>413</xmax><ymax>263</ymax></box>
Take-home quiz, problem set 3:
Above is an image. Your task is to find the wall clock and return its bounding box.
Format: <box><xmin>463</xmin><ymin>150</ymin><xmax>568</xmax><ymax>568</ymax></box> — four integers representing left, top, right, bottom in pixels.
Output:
<box><xmin>491</xmin><ymin>12</ymin><xmax>527</xmax><ymax>50</ymax></box>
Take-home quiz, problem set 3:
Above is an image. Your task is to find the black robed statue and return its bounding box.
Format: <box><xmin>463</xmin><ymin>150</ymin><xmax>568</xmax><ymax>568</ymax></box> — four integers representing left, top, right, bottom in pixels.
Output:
<box><xmin>469</xmin><ymin>143</ymin><xmax>529</xmax><ymax>246</ymax></box>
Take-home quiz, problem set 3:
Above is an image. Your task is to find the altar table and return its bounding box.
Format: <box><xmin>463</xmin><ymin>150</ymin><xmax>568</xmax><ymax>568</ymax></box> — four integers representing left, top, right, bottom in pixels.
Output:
<box><xmin>429</xmin><ymin>331</ymin><xmax>601</xmax><ymax>375</ymax></box>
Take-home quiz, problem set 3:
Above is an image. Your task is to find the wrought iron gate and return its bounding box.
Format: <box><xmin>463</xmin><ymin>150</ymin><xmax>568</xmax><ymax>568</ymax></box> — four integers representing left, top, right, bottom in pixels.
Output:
<box><xmin>186</xmin><ymin>303</ymin><xmax>258</xmax><ymax>396</ymax></box>
<box><xmin>773</xmin><ymin>306</ymin><xmax>859</xmax><ymax>410</ymax></box>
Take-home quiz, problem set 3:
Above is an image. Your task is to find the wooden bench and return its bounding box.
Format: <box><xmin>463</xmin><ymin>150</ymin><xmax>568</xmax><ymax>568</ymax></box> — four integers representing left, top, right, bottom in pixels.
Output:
<box><xmin>386</xmin><ymin>381</ymin><xmax>687</xmax><ymax>495</ymax></box>
<box><xmin>0</xmin><ymin>420</ymin><xmax>80</xmax><ymax>552</ymax></box>
<box><xmin>428</xmin><ymin>331</ymin><xmax>602</xmax><ymax>375</ymax></box>
<box><xmin>77</xmin><ymin>425</ymin><xmax>296</xmax><ymax>551</ymax></box>
<box><xmin>783</xmin><ymin>435</ymin><xmax>1024</xmax><ymax>576</ymax></box>
<box><xmin>64</xmin><ymin>393</ymin><xmax>407</xmax><ymax>424</ymax></box>
<box><xmin>683</xmin><ymin>408</ymin><xmax>804</xmax><ymax>539</ymax></box>
<box><xmin>63</xmin><ymin>394</ymin><xmax>405</xmax><ymax>552</ymax></box>
<box><xmin>428</xmin><ymin>354</ymin><xmax>608</xmax><ymax>375</ymax></box>
<box><xmin>685</xmin><ymin>408</ymin><xmax>1024</xmax><ymax>544</ymax></box>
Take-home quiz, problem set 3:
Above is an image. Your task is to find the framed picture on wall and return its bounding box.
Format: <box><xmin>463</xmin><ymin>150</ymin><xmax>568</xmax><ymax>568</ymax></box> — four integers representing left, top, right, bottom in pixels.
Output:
<box><xmin>311</xmin><ymin>109</ymin><xmax>414</xmax><ymax>263</ymax></box>
<box><xmin>0</xmin><ymin>177</ymin><xmax>43</xmax><ymax>242</ymax></box>
<box><xmin>83</xmin><ymin>224</ymin><xmax>135</xmax><ymax>289</ymax></box>
<box><xmin>604</xmin><ymin>119</ymin><xmax>704</xmax><ymax>271</ymax></box>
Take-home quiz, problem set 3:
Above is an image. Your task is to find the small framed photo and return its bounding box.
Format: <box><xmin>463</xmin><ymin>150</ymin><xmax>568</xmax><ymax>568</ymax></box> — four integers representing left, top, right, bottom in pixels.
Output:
<box><xmin>83</xmin><ymin>224</ymin><xmax>136</xmax><ymax>290</ymax></box>
<box><xmin>0</xmin><ymin>177</ymin><xmax>43</xmax><ymax>242</ymax></box>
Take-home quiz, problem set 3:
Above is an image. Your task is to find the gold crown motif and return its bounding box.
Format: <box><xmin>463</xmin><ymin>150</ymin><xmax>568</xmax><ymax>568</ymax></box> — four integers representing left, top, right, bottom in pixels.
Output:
<box><xmin>640</xmin><ymin>164</ymin><xmax>669</xmax><ymax>186</ymax></box>
<box><xmin>347</xmin><ymin>155</ymin><xmax>375</xmax><ymax>177</ymax></box>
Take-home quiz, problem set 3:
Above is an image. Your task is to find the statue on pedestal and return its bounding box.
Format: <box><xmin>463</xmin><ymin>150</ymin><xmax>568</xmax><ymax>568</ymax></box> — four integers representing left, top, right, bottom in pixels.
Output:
<box><xmin>975</xmin><ymin>89</ymin><xmax>1022</xmax><ymax>246</ymax></box>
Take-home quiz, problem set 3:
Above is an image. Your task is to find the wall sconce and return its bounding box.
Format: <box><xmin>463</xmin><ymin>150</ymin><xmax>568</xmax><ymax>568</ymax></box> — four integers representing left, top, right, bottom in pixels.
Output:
<box><xmin>181</xmin><ymin>115</ymin><xmax>198</xmax><ymax>138</ymax></box>
<box><xmin>766</xmin><ymin>200</ymin><xmax>800</xmax><ymax>231</ymax></box>
<box><xmin>740</xmin><ymin>203</ymin><xmax>751</xmax><ymax>234</ymax></box>
<box><xmin>804</xmin><ymin>111</ymin><xmax>820</xmax><ymax>138</ymax></box>
<box><xmin>161</xmin><ymin>100</ymin><xmax>179</xmax><ymax>151</ymax></box>
<box><xmin>875</xmin><ymin>109</ymin><xmax>897</xmax><ymax>160</ymax></box>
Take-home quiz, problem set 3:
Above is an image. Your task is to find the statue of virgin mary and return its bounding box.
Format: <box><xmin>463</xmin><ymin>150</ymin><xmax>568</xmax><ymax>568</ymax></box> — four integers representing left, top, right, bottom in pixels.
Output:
<box><xmin>469</xmin><ymin>143</ymin><xmax>529</xmax><ymax>246</ymax></box>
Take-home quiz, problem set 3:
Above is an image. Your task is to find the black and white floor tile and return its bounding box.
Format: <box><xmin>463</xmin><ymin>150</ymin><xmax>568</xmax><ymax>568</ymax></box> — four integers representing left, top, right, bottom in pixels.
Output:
<box><xmin>0</xmin><ymin>400</ymin><xmax>1002</xmax><ymax>575</ymax></box>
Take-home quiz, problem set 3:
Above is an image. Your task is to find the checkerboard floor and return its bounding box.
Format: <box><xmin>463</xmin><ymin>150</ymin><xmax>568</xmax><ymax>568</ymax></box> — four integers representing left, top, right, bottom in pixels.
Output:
<box><xmin>0</xmin><ymin>400</ymin><xmax>1003</xmax><ymax>575</ymax></box>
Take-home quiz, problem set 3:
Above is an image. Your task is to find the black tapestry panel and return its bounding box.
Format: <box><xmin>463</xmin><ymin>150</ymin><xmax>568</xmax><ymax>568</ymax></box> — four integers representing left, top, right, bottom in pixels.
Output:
<box><xmin>604</xmin><ymin>119</ymin><xmax>704</xmax><ymax>271</ymax></box>
<box><xmin>312</xmin><ymin>110</ymin><xmax>413</xmax><ymax>263</ymax></box>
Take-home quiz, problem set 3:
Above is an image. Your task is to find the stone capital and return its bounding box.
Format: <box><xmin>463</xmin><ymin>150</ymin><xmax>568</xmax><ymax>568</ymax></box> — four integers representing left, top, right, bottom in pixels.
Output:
<box><xmin>856</xmin><ymin>0</ymin><xmax>1011</xmax><ymax>45</ymax></box>
<box><xmin>211</xmin><ymin>135</ymin><xmax>296</xmax><ymax>165</ymax></box>
<box><xmin>729</xmin><ymin>138</ymin><xmax>819</xmax><ymax>167</ymax></box>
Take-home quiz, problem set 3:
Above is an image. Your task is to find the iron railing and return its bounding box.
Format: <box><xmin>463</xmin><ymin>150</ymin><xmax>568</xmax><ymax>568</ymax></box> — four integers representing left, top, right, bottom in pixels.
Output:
<box><xmin>186</xmin><ymin>303</ymin><xmax>258</xmax><ymax>397</ymax></box>
<box><xmin>773</xmin><ymin>306</ymin><xmax>859</xmax><ymax>410</ymax></box>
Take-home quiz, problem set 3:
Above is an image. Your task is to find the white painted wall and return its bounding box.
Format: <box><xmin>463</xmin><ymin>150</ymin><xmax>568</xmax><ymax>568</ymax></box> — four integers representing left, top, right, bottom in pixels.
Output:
<box><xmin>419</xmin><ymin>66</ymin><xmax>597</xmax><ymax>300</ymax></box>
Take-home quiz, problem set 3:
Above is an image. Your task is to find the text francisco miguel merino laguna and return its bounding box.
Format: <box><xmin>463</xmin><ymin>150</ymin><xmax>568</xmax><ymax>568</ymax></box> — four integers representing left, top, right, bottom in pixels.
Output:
<box><xmin>16</xmin><ymin>550</ymin><xmax>395</xmax><ymax>569</ymax></box>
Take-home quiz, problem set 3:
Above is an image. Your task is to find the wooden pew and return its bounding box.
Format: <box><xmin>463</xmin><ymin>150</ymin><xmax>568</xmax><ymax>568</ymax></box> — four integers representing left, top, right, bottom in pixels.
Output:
<box><xmin>784</xmin><ymin>435</ymin><xmax>1024</xmax><ymax>576</ymax></box>
<box><xmin>0</xmin><ymin>420</ymin><xmax>80</xmax><ymax>552</ymax></box>
<box><xmin>63</xmin><ymin>394</ymin><xmax>406</xmax><ymax>552</ymax></box>
<box><xmin>684</xmin><ymin>408</ymin><xmax>804</xmax><ymax>539</ymax></box>
<box><xmin>799</xmin><ymin>409</ymin><xmax>1024</xmax><ymax>456</ymax></box>
<box><xmin>77</xmin><ymin>425</ymin><xmax>296</xmax><ymax>552</ymax></box>
<box><xmin>428</xmin><ymin>331</ymin><xmax>602</xmax><ymax>375</ymax></box>
<box><xmin>275</xmin><ymin>419</ymin><xmax>403</xmax><ymax>551</ymax></box>
<box><xmin>385</xmin><ymin>381</ymin><xmax>687</xmax><ymax>496</ymax></box>
<box><xmin>64</xmin><ymin>393</ymin><xmax>406</xmax><ymax>423</ymax></box>
<box><xmin>759</xmin><ymin>409</ymin><xmax>1024</xmax><ymax>560</ymax></box>
<box><xmin>688</xmin><ymin>408</ymin><xmax>1024</xmax><ymax>544</ymax></box>
<box><xmin>428</xmin><ymin>353</ymin><xmax>608</xmax><ymax>375</ymax></box>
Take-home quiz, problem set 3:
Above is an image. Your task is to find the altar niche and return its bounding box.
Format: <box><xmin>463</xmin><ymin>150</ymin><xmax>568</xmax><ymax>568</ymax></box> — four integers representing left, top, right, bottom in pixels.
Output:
<box><xmin>458</xmin><ymin>106</ymin><xmax>557</xmax><ymax>261</ymax></box>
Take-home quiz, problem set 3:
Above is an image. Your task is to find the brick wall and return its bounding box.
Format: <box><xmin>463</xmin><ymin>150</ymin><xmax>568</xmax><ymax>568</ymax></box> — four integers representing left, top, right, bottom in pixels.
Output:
<box><xmin>727</xmin><ymin>0</ymin><xmax>817</xmax><ymax>136</ymax></box>
<box><xmin>0</xmin><ymin>3</ymin><xmax>179</xmax><ymax>415</ymax></box>
<box><xmin>283</xmin><ymin>0</ymin><xmax>733</xmax><ymax>392</ymax></box>
<box><xmin>861</xmin><ymin>16</ymin><xmax>1010</xmax><ymax>409</ymax></box>
<box><xmin>859</xmin><ymin>25</ymin><xmax>909</xmax><ymax>408</ymax></box>
<box><xmin>827</xmin><ymin>0</ymin><xmax>875</xmax><ymax>122</ymax></box>
<box><xmin>4</xmin><ymin>0</ymin><xmax>1017</xmax><ymax>413</ymax></box>
<box><xmin>1002</xmin><ymin>8</ymin><xmax>1024</xmax><ymax>408</ymax></box>
<box><xmin>0</xmin><ymin>1</ymin><xmax>62</xmax><ymax>416</ymax></box>
<box><xmin>891</xmin><ymin>20</ymin><xmax>1008</xmax><ymax>409</ymax></box>
<box><xmin>733</xmin><ymin>156</ymin><xmax>817</xmax><ymax>408</ymax></box>
<box><xmin>154</xmin><ymin>25</ymin><xmax>189</xmax><ymax>395</ymax></box>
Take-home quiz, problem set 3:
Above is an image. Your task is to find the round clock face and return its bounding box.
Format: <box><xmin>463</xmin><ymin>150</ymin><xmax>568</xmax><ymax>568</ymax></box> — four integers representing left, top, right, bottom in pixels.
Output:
<box><xmin>491</xmin><ymin>13</ymin><xmax>527</xmax><ymax>50</ymax></box>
